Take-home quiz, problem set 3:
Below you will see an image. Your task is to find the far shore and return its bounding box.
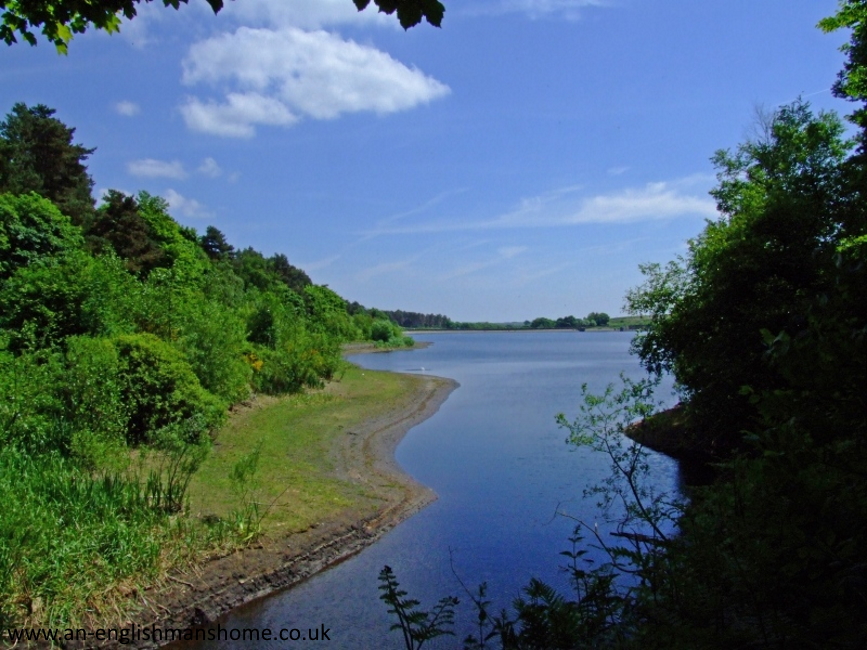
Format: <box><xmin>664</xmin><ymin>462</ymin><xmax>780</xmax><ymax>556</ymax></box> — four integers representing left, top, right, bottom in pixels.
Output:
<box><xmin>402</xmin><ymin>327</ymin><xmax>633</xmax><ymax>333</ymax></box>
<box><xmin>91</xmin><ymin>363</ymin><xmax>457</xmax><ymax>650</ymax></box>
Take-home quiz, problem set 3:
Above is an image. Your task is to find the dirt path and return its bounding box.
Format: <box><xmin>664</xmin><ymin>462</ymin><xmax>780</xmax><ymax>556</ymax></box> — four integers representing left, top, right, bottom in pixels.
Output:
<box><xmin>76</xmin><ymin>372</ymin><xmax>456</xmax><ymax>649</ymax></box>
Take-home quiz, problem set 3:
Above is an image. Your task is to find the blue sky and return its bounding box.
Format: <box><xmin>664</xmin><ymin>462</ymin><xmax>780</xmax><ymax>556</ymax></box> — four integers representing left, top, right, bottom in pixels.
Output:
<box><xmin>0</xmin><ymin>0</ymin><xmax>850</xmax><ymax>321</ymax></box>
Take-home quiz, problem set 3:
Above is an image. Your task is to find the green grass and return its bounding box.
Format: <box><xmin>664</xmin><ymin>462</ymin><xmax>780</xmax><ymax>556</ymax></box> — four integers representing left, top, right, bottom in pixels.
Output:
<box><xmin>187</xmin><ymin>363</ymin><xmax>423</xmax><ymax>535</ymax></box>
<box><xmin>0</xmin><ymin>363</ymin><xmax>424</xmax><ymax>631</ymax></box>
<box><xmin>0</xmin><ymin>448</ymin><xmax>221</xmax><ymax>630</ymax></box>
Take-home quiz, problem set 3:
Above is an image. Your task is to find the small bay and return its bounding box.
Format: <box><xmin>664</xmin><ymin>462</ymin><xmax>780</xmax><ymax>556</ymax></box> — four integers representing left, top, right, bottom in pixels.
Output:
<box><xmin>187</xmin><ymin>331</ymin><xmax>679</xmax><ymax>648</ymax></box>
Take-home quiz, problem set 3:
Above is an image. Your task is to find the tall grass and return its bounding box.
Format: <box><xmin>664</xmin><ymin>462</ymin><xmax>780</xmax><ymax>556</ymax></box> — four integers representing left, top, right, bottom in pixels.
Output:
<box><xmin>0</xmin><ymin>446</ymin><xmax>228</xmax><ymax>630</ymax></box>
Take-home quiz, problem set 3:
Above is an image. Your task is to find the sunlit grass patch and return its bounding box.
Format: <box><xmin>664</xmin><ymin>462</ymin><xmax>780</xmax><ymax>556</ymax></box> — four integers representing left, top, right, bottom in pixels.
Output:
<box><xmin>188</xmin><ymin>363</ymin><xmax>422</xmax><ymax>534</ymax></box>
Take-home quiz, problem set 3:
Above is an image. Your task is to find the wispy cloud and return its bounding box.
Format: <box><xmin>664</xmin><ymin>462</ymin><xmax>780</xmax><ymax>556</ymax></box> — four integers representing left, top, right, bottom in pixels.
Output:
<box><xmin>180</xmin><ymin>27</ymin><xmax>449</xmax><ymax>137</ymax></box>
<box><xmin>514</xmin><ymin>261</ymin><xmax>575</xmax><ymax>286</ymax></box>
<box><xmin>366</xmin><ymin>179</ymin><xmax>716</xmax><ymax>235</ymax></box>
<box><xmin>115</xmin><ymin>100</ymin><xmax>140</xmax><ymax>116</ymax></box>
<box><xmin>164</xmin><ymin>189</ymin><xmax>211</xmax><ymax>219</ymax></box>
<box><xmin>440</xmin><ymin>245</ymin><xmax>528</xmax><ymax>280</ymax></box>
<box><xmin>498</xmin><ymin>245</ymin><xmax>528</xmax><ymax>259</ymax></box>
<box><xmin>467</xmin><ymin>0</ymin><xmax>608</xmax><ymax>20</ymax></box>
<box><xmin>302</xmin><ymin>254</ymin><xmax>341</xmax><ymax>271</ymax></box>
<box><xmin>377</xmin><ymin>188</ymin><xmax>469</xmax><ymax>228</ymax></box>
<box><xmin>565</xmin><ymin>182</ymin><xmax>715</xmax><ymax>224</ymax></box>
<box><xmin>356</xmin><ymin>258</ymin><xmax>416</xmax><ymax>282</ymax></box>
<box><xmin>197</xmin><ymin>157</ymin><xmax>223</xmax><ymax>177</ymax></box>
<box><xmin>128</xmin><ymin>158</ymin><xmax>188</xmax><ymax>179</ymax></box>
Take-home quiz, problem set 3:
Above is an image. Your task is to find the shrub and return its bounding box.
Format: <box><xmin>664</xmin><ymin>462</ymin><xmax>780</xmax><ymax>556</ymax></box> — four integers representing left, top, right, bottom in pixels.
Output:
<box><xmin>111</xmin><ymin>333</ymin><xmax>225</xmax><ymax>446</ymax></box>
<box><xmin>0</xmin><ymin>192</ymin><xmax>84</xmax><ymax>280</ymax></box>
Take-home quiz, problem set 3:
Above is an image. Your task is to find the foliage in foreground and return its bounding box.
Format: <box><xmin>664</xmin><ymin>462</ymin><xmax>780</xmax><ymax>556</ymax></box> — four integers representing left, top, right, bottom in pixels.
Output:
<box><xmin>0</xmin><ymin>0</ymin><xmax>446</xmax><ymax>52</ymax></box>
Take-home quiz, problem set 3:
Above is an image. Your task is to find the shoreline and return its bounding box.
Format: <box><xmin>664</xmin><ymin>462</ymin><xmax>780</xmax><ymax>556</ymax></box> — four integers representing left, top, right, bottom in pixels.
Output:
<box><xmin>80</xmin><ymin>369</ymin><xmax>457</xmax><ymax>650</ymax></box>
<box><xmin>402</xmin><ymin>328</ymin><xmax>634</xmax><ymax>333</ymax></box>
<box><xmin>341</xmin><ymin>340</ymin><xmax>433</xmax><ymax>354</ymax></box>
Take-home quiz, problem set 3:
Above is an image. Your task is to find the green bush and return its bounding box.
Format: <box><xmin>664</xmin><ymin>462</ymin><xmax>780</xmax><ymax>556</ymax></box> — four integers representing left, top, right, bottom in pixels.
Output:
<box><xmin>250</xmin><ymin>326</ymin><xmax>341</xmax><ymax>394</ymax></box>
<box><xmin>0</xmin><ymin>349</ymin><xmax>63</xmax><ymax>451</ymax></box>
<box><xmin>173</xmin><ymin>297</ymin><xmax>251</xmax><ymax>404</ymax></box>
<box><xmin>0</xmin><ymin>252</ymin><xmax>136</xmax><ymax>352</ymax></box>
<box><xmin>112</xmin><ymin>333</ymin><xmax>225</xmax><ymax>446</ymax></box>
<box><xmin>0</xmin><ymin>192</ymin><xmax>83</xmax><ymax>280</ymax></box>
<box><xmin>370</xmin><ymin>318</ymin><xmax>399</xmax><ymax>342</ymax></box>
<box><xmin>61</xmin><ymin>336</ymin><xmax>130</xmax><ymax>470</ymax></box>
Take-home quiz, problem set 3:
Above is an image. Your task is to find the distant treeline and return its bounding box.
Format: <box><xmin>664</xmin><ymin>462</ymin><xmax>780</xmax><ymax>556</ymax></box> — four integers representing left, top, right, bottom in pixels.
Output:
<box><xmin>376</xmin><ymin>309</ymin><xmax>455</xmax><ymax>330</ymax></box>
<box><xmin>384</xmin><ymin>310</ymin><xmax>617</xmax><ymax>330</ymax></box>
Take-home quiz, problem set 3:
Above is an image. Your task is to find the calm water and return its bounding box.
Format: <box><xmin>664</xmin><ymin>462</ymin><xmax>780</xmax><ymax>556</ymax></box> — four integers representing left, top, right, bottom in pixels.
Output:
<box><xmin>184</xmin><ymin>331</ymin><xmax>679</xmax><ymax>648</ymax></box>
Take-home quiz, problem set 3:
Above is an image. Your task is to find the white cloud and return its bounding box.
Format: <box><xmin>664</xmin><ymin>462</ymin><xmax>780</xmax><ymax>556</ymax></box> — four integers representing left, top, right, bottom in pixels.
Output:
<box><xmin>366</xmin><ymin>179</ymin><xmax>717</xmax><ymax>235</ymax></box>
<box><xmin>607</xmin><ymin>166</ymin><xmax>629</xmax><ymax>176</ymax></box>
<box><xmin>164</xmin><ymin>189</ymin><xmax>211</xmax><ymax>219</ymax></box>
<box><xmin>181</xmin><ymin>93</ymin><xmax>297</xmax><ymax>138</ymax></box>
<box><xmin>221</xmin><ymin>0</ymin><xmax>391</xmax><ymax>30</ymax></box>
<box><xmin>115</xmin><ymin>101</ymin><xmax>140</xmax><ymax>116</ymax></box>
<box><xmin>563</xmin><ymin>182</ymin><xmax>716</xmax><ymax>225</ymax></box>
<box><xmin>198</xmin><ymin>157</ymin><xmax>222</xmax><ymax>177</ymax></box>
<box><xmin>180</xmin><ymin>27</ymin><xmax>449</xmax><ymax>136</ymax></box>
<box><xmin>127</xmin><ymin>158</ymin><xmax>188</xmax><ymax>179</ymax></box>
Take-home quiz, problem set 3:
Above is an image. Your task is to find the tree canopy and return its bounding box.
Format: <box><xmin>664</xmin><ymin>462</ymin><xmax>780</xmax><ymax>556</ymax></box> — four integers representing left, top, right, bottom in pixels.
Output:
<box><xmin>0</xmin><ymin>103</ymin><xmax>94</xmax><ymax>224</ymax></box>
<box><xmin>626</xmin><ymin>101</ymin><xmax>861</xmax><ymax>453</ymax></box>
<box><xmin>819</xmin><ymin>0</ymin><xmax>867</xmax><ymax>130</ymax></box>
<box><xmin>0</xmin><ymin>0</ymin><xmax>445</xmax><ymax>51</ymax></box>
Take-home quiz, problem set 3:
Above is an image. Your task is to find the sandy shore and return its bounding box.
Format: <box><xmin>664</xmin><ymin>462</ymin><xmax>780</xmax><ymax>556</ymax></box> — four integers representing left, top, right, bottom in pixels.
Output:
<box><xmin>78</xmin><ymin>370</ymin><xmax>456</xmax><ymax>649</ymax></box>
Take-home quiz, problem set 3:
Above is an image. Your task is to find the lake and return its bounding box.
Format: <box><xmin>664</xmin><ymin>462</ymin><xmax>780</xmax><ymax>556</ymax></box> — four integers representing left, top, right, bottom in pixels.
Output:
<box><xmin>184</xmin><ymin>331</ymin><xmax>679</xmax><ymax>648</ymax></box>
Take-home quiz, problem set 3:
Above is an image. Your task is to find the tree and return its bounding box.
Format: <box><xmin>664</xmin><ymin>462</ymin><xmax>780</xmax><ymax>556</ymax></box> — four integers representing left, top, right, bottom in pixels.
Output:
<box><xmin>0</xmin><ymin>250</ymin><xmax>134</xmax><ymax>351</ymax></box>
<box><xmin>1</xmin><ymin>0</ymin><xmax>445</xmax><ymax>52</ymax></box>
<box><xmin>231</xmin><ymin>247</ymin><xmax>270</xmax><ymax>291</ymax></box>
<box><xmin>819</xmin><ymin>0</ymin><xmax>867</xmax><ymax>131</ymax></box>
<box><xmin>530</xmin><ymin>317</ymin><xmax>555</xmax><ymax>329</ymax></box>
<box><xmin>0</xmin><ymin>191</ymin><xmax>83</xmax><ymax>280</ymax></box>
<box><xmin>626</xmin><ymin>101</ymin><xmax>858</xmax><ymax>453</ymax></box>
<box><xmin>268</xmin><ymin>253</ymin><xmax>311</xmax><ymax>292</ymax></box>
<box><xmin>199</xmin><ymin>225</ymin><xmax>234</xmax><ymax>261</ymax></box>
<box><xmin>88</xmin><ymin>190</ymin><xmax>167</xmax><ymax>275</ymax></box>
<box><xmin>0</xmin><ymin>103</ymin><xmax>94</xmax><ymax>224</ymax></box>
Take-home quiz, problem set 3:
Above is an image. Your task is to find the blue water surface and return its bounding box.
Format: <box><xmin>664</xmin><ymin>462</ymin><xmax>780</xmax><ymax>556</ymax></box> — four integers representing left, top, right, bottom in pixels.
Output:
<box><xmin>179</xmin><ymin>331</ymin><xmax>679</xmax><ymax>649</ymax></box>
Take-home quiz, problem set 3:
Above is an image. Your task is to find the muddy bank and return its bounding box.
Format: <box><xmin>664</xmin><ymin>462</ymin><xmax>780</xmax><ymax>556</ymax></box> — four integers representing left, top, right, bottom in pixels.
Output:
<box><xmin>68</xmin><ymin>372</ymin><xmax>456</xmax><ymax>649</ymax></box>
<box><xmin>626</xmin><ymin>405</ymin><xmax>720</xmax><ymax>487</ymax></box>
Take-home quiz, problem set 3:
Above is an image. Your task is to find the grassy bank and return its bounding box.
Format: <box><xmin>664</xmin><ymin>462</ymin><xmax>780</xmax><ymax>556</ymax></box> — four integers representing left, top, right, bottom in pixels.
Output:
<box><xmin>1</xmin><ymin>363</ymin><xmax>439</xmax><ymax>633</ymax></box>
<box><xmin>188</xmin><ymin>363</ymin><xmax>426</xmax><ymax>536</ymax></box>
